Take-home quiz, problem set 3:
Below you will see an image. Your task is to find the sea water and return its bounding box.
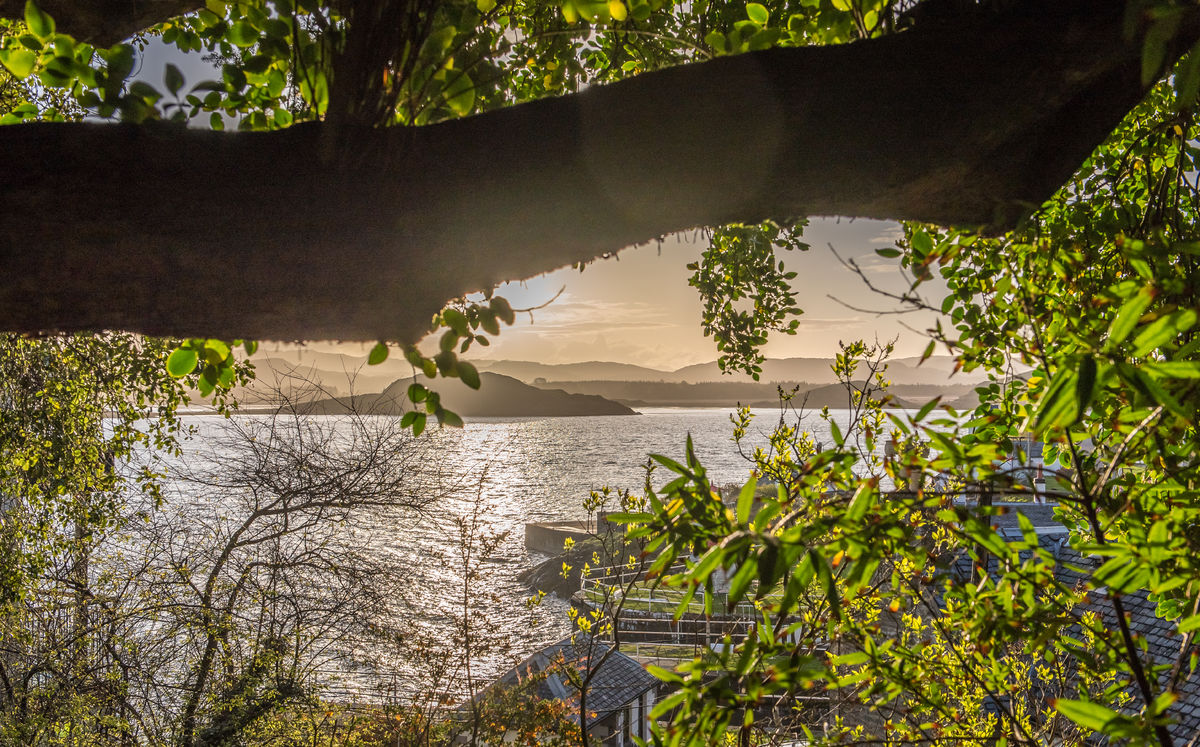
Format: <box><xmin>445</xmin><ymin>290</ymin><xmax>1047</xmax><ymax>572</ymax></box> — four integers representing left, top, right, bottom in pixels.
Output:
<box><xmin>152</xmin><ymin>407</ymin><xmax>870</xmax><ymax>699</ymax></box>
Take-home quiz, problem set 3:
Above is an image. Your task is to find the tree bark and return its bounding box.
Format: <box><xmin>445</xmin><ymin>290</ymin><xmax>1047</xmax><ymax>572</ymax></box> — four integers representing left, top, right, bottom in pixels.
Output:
<box><xmin>0</xmin><ymin>1</ymin><xmax>1194</xmax><ymax>343</ymax></box>
<box><xmin>0</xmin><ymin>0</ymin><xmax>204</xmax><ymax>46</ymax></box>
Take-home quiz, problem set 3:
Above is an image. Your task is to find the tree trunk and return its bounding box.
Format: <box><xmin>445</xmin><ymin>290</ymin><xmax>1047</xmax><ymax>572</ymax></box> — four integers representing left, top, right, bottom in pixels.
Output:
<box><xmin>1</xmin><ymin>1</ymin><xmax>1194</xmax><ymax>342</ymax></box>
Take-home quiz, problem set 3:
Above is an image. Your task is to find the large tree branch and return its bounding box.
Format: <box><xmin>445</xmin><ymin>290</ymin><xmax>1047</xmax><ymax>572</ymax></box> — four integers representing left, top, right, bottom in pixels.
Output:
<box><xmin>0</xmin><ymin>0</ymin><xmax>203</xmax><ymax>45</ymax></box>
<box><xmin>1</xmin><ymin>1</ymin><xmax>1195</xmax><ymax>342</ymax></box>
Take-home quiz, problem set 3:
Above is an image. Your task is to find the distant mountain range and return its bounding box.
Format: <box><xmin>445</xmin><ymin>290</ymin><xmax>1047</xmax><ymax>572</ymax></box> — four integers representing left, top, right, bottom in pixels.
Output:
<box><xmin>527</xmin><ymin>379</ymin><xmax>979</xmax><ymax>410</ymax></box>
<box><xmin>241</xmin><ymin>350</ymin><xmax>983</xmax><ymax>390</ymax></box>
<box><xmin>474</xmin><ymin>355</ymin><xmax>984</xmax><ymax>386</ymax></box>
<box><xmin>229</xmin><ymin>350</ymin><xmax>989</xmax><ymax>412</ymax></box>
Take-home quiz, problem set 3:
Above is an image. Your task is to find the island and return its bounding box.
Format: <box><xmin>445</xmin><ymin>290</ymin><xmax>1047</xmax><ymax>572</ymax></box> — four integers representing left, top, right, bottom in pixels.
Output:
<box><xmin>289</xmin><ymin>372</ymin><xmax>637</xmax><ymax>417</ymax></box>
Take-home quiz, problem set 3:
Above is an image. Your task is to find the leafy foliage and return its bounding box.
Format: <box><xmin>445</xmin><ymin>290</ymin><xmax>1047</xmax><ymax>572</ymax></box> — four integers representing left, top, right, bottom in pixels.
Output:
<box><xmin>8</xmin><ymin>0</ymin><xmax>1200</xmax><ymax>743</ymax></box>
<box><xmin>688</xmin><ymin>222</ymin><xmax>808</xmax><ymax>378</ymax></box>
<box><xmin>0</xmin><ymin>334</ymin><xmax>250</xmax><ymax>605</ymax></box>
<box><xmin>604</xmin><ymin>46</ymin><xmax>1200</xmax><ymax>747</ymax></box>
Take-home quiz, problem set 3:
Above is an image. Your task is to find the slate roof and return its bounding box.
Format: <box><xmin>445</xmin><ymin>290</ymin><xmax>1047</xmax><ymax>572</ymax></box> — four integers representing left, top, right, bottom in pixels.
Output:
<box><xmin>940</xmin><ymin>507</ymin><xmax>1200</xmax><ymax>743</ymax></box>
<box><xmin>491</xmin><ymin>635</ymin><xmax>657</xmax><ymax>727</ymax></box>
<box><xmin>1071</xmin><ymin>567</ymin><xmax>1200</xmax><ymax>743</ymax></box>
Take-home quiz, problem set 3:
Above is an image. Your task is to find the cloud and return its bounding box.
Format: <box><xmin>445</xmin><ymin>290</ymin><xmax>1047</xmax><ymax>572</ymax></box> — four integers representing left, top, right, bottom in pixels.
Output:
<box><xmin>793</xmin><ymin>315</ymin><xmax>865</xmax><ymax>329</ymax></box>
<box><xmin>506</xmin><ymin>294</ymin><xmax>679</xmax><ymax>338</ymax></box>
<box><xmin>869</xmin><ymin>224</ymin><xmax>906</xmax><ymax>244</ymax></box>
<box><xmin>850</xmin><ymin>252</ymin><xmax>905</xmax><ymax>276</ymax></box>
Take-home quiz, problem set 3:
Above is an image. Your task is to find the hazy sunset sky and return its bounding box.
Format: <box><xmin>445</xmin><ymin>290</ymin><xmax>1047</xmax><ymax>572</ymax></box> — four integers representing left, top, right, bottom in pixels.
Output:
<box><xmin>460</xmin><ymin>218</ymin><xmax>944</xmax><ymax>368</ymax></box>
<box><xmin>285</xmin><ymin>218</ymin><xmax>948</xmax><ymax>370</ymax></box>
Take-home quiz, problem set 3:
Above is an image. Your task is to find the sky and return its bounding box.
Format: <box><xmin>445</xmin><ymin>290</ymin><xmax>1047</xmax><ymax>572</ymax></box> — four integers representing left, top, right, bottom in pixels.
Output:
<box><xmin>291</xmin><ymin>218</ymin><xmax>948</xmax><ymax>370</ymax></box>
<box><xmin>456</xmin><ymin>218</ymin><xmax>945</xmax><ymax>368</ymax></box>
<box><xmin>133</xmin><ymin>44</ymin><xmax>947</xmax><ymax>369</ymax></box>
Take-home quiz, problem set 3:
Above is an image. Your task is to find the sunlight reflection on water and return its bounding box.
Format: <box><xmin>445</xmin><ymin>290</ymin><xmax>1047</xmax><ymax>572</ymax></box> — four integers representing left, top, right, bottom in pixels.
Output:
<box><xmin>167</xmin><ymin>407</ymin><xmax>858</xmax><ymax>689</ymax></box>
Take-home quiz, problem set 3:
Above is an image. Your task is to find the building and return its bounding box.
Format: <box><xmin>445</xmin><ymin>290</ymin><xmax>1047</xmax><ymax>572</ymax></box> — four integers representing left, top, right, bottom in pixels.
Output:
<box><xmin>473</xmin><ymin>635</ymin><xmax>658</xmax><ymax>746</ymax></box>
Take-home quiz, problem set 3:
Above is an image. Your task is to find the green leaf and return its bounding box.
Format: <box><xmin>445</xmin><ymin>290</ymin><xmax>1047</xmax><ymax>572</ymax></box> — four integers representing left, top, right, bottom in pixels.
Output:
<box><xmin>690</xmin><ymin>545</ymin><xmax>725</xmax><ymax>581</ymax></box>
<box><xmin>444</xmin><ymin>71</ymin><xmax>475</xmax><ymax>116</ymax></box>
<box><xmin>407</xmin><ymin>383</ymin><xmax>428</xmax><ymax>403</ymax></box>
<box><xmin>1176</xmin><ymin>39</ymin><xmax>1200</xmax><ymax>109</ymax></box>
<box><xmin>1142</xmin><ymin>12</ymin><xmax>1180</xmax><ymax>87</ymax></box>
<box><xmin>645</xmin><ymin>664</ymin><xmax>683</xmax><ymax>683</ymax></box>
<box><xmin>24</xmin><ymin>0</ymin><xmax>55</xmax><ymax>39</ymax></box>
<box><xmin>103</xmin><ymin>43</ymin><xmax>134</xmax><ymax>86</ymax></box>
<box><xmin>479</xmin><ymin>309</ymin><xmax>500</xmax><ymax>336</ymax></box>
<box><xmin>914</xmin><ymin>395</ymin><xmax>941</xmax><ymax>422</ymax></box>
<box><xmin>812</xmin><ymin>548</ymin><xmax>840</xmax><ymax>619</ymax></box>
<box><xmin>910</xmin><ymin>230</ymin><xmax>933</xmax><ymax>259</ymax></box>
<box><xmin>164</xmin><ymin>63</ymin><xmax>184</xmax><ymax>96</ymax></box>
<box><xmin>1074</xmin><ymin>354</ymin><xmax>1097</xmax><ymax>420</ymax></box>
<box><xmin>0</xmin><ymin>49</ymin><xmax>37</xmax><ymax>79</ymax></box>
<box><xmin>745</xmin><ymin>2</ymin><xmax>768</xmax><ymax>25</ymax></box>
<box><xmin>736</xmin><ymin>476</ymin><xmax>757</xmax><ymax>524</ymax></box>
<box><xmin>875</xmin><ymin>247</ymin><xmax>901</xmax><ymax>259</ymax></box>
<box><xmin>490</xmin><ymin>296</ymin><xmax>515</xmax><ymax>325</ymax></box>
<box><xmin>166</xmin><ymin>348</ymin><xmax>199</xmax><ymax>378</ymax></box>
<box><xmin>202</xmin><ymin>339</ymin><xmax>230</xmax><ymax>363</ymax></box>
<box><xmin>434</xmin><ymin>350</ymin><xmax>457</xmax><ymax>376</ymax></box>
<box><xmin>1143</xmin><ymin>360</ymin><xmax>1200</xmax><ymax>379</ymax></box>
<box><xmin>412</xmin><ymin>412</ymin><xmax>427</xmax><ymax>437</ymax></box>
<box><xmin>1031</xmin><ymin>368</ymin><xmax>1078</xmax><ymax>432</ymax></box>
<box><xmin>242</xmin><ymin>54</ymin><xmax>271</xmax><ymax>74</ymax></box>
<box><xmin>920</xmin><ymin>338</ymin><xmax>936</xmax><ymax>362</ymax></box>
<box><xmin>1117</xmin><ymin>362</ymin><xmax>1190</xmax><ymax>421</ymax></box>
<box><xmin>227</xmin><ymin>20</ymin><xmax>259</xmax><ymax>47</ymax></box>
<box><xmin>368</xmin><ymin>342</ymin><xmax>389</xmax><ymax>365</ymax></box>
<box><xmin>127</xmin><ymin>81</ymin><xmax>161</xmax><ymax>102</ymax></box>
<box><xmin>442</xmin><ymin>308</ymin><xmax>469</xmax><ymax>335</ymax></box>
<box><xmin>1105</xmin><ymin>284</ymin><xmax>1154</xmax><ymax>350</ymax></box>
<box><xmin>197</xmin><ymin>369</ymin><xmax>215</xmax><ymax>396</ymax></box>
<box><xmin>457</xmin><ymin>360</ymin><xmax>481</xmax><ymax>389</ymax></box>
<box><xmin>38</xmin><ymin>59</ymin><xmax>73</xmax><ymax>88</ymax></box>
<box><xmin>845</xmin><ymin>483</ymin><xmax>874</xmax><ymax>522</ymax></box>
<box><xmin>1055</xmin><ymin>698</ymin><xmax>1122</xmax><ymax>732</ymax></box>
<box><xmin>726</xmin><ymin>559</ymin><xmax>757</xmax><ymax>607</ymax></box>
<box><xmin>756</xmin><ymin>539</ymin><xmax>780</xmax><ymax>598</ymax></box>
<box><xmin>648</xmin><ymin>452</ymin><xmax>689</xmax><ymax>475</ymax></box>
<box><xmin>1132</xmin><ymin>309</ymin><xmax>1197</xmax><ymax>357</ymax></box>
<box><xmin>1153</xmin><ymin>690</ymin><xmax>1179</xmax><ymax>716</ymax></box>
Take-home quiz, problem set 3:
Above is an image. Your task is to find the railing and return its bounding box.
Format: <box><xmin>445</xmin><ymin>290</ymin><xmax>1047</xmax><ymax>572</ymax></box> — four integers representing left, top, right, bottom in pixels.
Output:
<box><xmin>576</xmin><ymin>561</ymin><xmax>777</xmax><ymax>660</ymax></box>
<box><xmin>580</xmin><ymin>563</ymin><xmax>765</xmax><ymax>620</ymax></box>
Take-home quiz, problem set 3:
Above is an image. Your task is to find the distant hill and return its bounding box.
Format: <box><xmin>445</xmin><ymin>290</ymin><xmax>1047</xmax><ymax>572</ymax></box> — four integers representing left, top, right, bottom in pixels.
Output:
<box><xmin>670</xmin><ymin>358</ymin><xmax>839</xmax><ymax>384</ymax></box>
<box><xmin>290</xmin><ymin>372</ymin><xmax>636</xmax><ymax>417</ymax></box>
<box><xmin>475</xmin><ymin>356</ymin><xmax>987</xmax><ymax>386</ymax></box>
<box><xmin>532</xmin><ymin>379</ymin><xmax>976</xmax><ymax>409</ymax></box>
<box><xmin>668</xmin><ymin>357</ymin><xmax>990</xmax><ymax>385</ymax></box>
<box><xmin>532</xmin><ymin>379</ymin><xmax>821</xmax><ymax>408</ymax></box>
<box><xmin>223</xmin><ymin>350</ymin><xmax>992</xmax><ymax>408</ymax></box>
<box><xmin>741</xmin><ymin>382</ymin><xmax>914</xmax><ymax>409</ymax></box>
